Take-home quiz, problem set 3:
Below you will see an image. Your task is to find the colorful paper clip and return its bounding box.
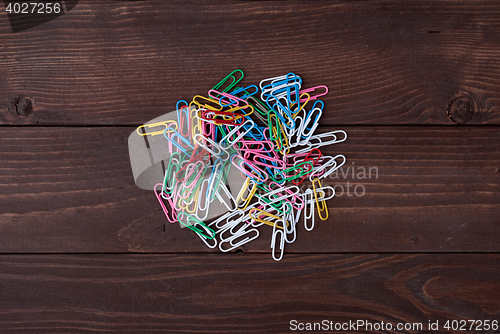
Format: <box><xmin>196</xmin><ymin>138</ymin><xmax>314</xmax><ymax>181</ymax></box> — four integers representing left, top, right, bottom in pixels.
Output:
<box><xmin>147</xmin><ymin>70</ymin><xmax>348</xmax><ymax>261</ymax></box>
<box><xmin>137</xmin><ymin>120</ymin><xmax>178</xmax><ymax>136</ymax></box>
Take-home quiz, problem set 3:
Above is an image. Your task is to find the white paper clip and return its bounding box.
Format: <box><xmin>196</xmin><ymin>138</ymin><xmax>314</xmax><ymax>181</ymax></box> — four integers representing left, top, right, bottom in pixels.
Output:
<box><xmin>193</xmin><ymin>221</ymin><xmax>217</xmax><ymax>249</ymax></box>
<box><xmin>219</xmin><ymin>226</ymin><xmax>260</xmax><ymax>252</ymax></box>
<box><xmin>194</xmin><ymin>178</ymin><xmax>210</xmax><ymax>221</ymax></box>
<box><xmin>300</xmin><ymin>107</ymin><xmax>322</xmax><ymax>143</ymax></box>
<box><xmin>303</xmin><ymin>189</ymin><xmax>315</xmax><ymax>231</ymax></box>
<box><xmin>317</xmin><ymin>155</ymin><xmax>346</xmax><ymax>181</ymax></box>
<box><xmin>193</xmin><ymin>133</ymin><xmax>228</xmax><ymax>159</ymax></box>
<box><xmin>271</xmin><ymin>219</ymin><xmax>285</xmax><ymax>261</ymax></box>
<box><xmin>296</xmin><ymin>130</ymin><xmax>347</xmax><ymax>153</ymax></box>
<box><xmin>220</xmin><ymin>119</ymin><xmax>255</xmax><ymax>148</ymax></box>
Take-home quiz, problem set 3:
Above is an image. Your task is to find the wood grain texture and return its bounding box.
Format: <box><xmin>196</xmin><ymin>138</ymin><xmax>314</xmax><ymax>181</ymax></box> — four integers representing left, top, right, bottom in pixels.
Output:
<box><xmin>1</xmin><ymin>0</ymin><xmax>500</xmax><ymax>125</ymax></box>
<box><xmin>0</xmin><ymin>254</ymin><xmax>499</xmax><ymax>333</ymax></box>
<box><xmin>1</xmin><ymin>1</ymin><xmax>499</xmax><ymax>332</ymax></box>
<box><xmin>1</xmin><ymin>126</ymin><xmax>498</xmax><ymax>253</ymax></box>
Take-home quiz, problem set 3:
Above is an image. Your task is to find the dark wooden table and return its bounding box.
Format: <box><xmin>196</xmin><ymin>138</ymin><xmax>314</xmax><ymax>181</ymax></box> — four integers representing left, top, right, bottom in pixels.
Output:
<box><xmin>1</xmin><ymin>1</ymin><xmax>499</xmax><ymax>333</ymax></box>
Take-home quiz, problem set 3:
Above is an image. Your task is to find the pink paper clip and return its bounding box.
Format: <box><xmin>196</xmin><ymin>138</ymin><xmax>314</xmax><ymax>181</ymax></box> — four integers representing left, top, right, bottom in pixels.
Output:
<box><xmin>202</xmin><ymin>117</ymin><xmax>216</xmax><ymax>141</ymax></box>
<box><xmin>231</xmin><ymin>154</ymin><xmax>268</xmax><ymax>183</ymax></box>
<box><xmin>177</xmin><ymin>161</ymin><xmax>205</xmax><ymax>199</ymax></box>
<box><xmin>243</xmin><ymin>151</ymin><xmax>286</xmax><ymax>170</ymax></box>
<box><xmin>298</xmin><ymin>85</ymin><xmax>328</xmax><ymax>102</ymax></box>
<box><xmin>238</xmin><ymin>139</ymin><xmax>275</xmax><ymax>152</ymax></box>
<box><xmin>178</xmin><ymin>105</ymin><xmax>191</xmax><ymax>139</ymax></box>
<box><xmin>154</xmin><ymin>183</ymin><xmax>177</xmax><ymax>223</ymax></box>
<box><xmin>237</xmin><ymin>140</ymin><xmax>266</xmax><ymax>151</ymax></box>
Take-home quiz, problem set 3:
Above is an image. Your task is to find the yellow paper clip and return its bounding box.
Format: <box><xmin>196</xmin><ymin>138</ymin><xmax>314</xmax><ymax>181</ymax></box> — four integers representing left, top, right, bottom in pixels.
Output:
<box><xmin>249</xmin><ymin>208</ymin><xmax>289</xmax><ymax>229</ymax></box>
<box><xmin>236</xmin><ymin>178</ymin><xmax>258</xmax><ymax>210</ymax></box>
<box><xmin>190</xmin><ymin>106</ymin><xmax>202</xmax><ymax>138</ymax></box>
<box><xmin>269</xmin><ymin>113</ymin><xmax>289</xmax><ymax>154</ymax></box>
<box><xmin>291</xmin><ymin>92</ymin><xmax>310</xmax><ymax>118</ymax></box>
<box><xmin>236</xmin><ymin>178</ymin><xmax>250</xmax><ymax>203</ymax></box>
<box><xmin>192</xmin><ymin>95</ymin><xmax>223</xmax><ymax>111</ymax></box>
<box><xmin>136</xmin><ymin>120</ymin><xmax>178</xmax><ymax>136</ymax></box>
<box><xmin>222</xmin><ymin>104</ymin><xmax>254</xmax><ymax>117</ymax></box>
<box><xmin>185</xmin><ymin>188</ymin><xmax>200</xmax><ymax>214</ymax></box>
<box><xmin>312</xmin><ymin>178</ymin><xmax>329</xmax><ymax>220</ymax></box>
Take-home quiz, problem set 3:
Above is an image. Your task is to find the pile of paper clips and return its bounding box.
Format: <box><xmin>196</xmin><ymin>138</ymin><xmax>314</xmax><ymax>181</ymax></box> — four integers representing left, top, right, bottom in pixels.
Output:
<box><xmin>137</xmin><ymin>70</ymin><xmax>346</xmax><ymax>261</ymax></box>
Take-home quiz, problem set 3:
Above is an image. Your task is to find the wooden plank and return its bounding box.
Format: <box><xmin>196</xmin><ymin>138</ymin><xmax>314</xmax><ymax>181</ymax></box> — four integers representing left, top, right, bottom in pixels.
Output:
<box><xmin>1</xmin><ymin>0</ymin><xmax>500</xmax><ymax>125</ymax></box>
<box><xmin>1</xmin><ymin>126</ymin><xmax>498</xmax><ymax>253</ymax></box>
<box><xmin>0</xmin><ymin>253</ymin><xmax>499</xmax><ymax>333</ymax></box>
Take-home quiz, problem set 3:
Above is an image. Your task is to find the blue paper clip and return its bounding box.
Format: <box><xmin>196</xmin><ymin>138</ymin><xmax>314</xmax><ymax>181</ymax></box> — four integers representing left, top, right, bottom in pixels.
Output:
<box><xmin>164</xmin><ymin>127</ymin><xmax>194</xmax><ymax>154</ymax></box>
<box><xmin>230</xmin><ymin>85</ymin><xmax>259</xmax><ymax>100</ymax></box>
<box><xmin>176</xmin><ymin>99</ymin><xmax>189</xmax><ymax>117</ymax></box>
<box><xmin>300</xmin><ymin>105</ymin><xmax>322</xmax><ymax>141</ymax></box>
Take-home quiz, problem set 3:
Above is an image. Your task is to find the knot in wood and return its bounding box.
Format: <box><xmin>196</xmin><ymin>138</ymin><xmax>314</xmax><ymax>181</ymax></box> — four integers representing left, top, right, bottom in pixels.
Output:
<box><xmin>447</xmin><ymin>96</ymin><xmax>477</xmax><ymax>124</ymax></box>
<box><xmin>16</xmin><ymin>98</ymin><xmax>33</xmax><ymax>116</ymax></box>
